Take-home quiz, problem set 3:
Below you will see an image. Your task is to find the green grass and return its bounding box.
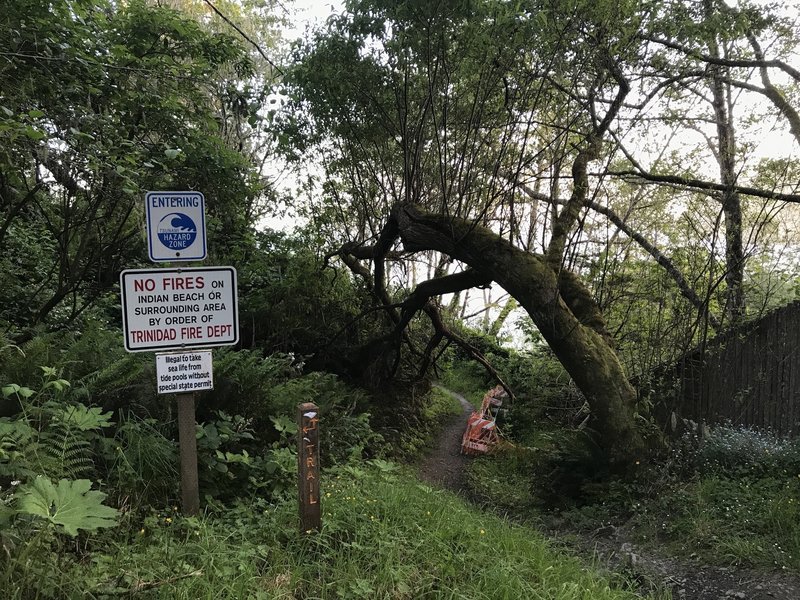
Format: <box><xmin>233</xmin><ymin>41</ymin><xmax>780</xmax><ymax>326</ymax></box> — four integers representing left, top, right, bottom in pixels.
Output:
<box><xmin>8</xmin><ymin>462</ymin><xmax>656</xmax><ymax>599</ymax></box>
<box><xmin>395</xmin><ymin>386</ymin><xmax>465</xmax><ymax>459</ymax></box>
<box><xmin>438</xmin><ymin>366</ymin><xmax>487</xmax><ymax>408</ymax></box>
<box><xmin>633</xmin><ymin>475</ymin><xmax>800</xmax><ymax>569</ymax></box>
<box><xmin>424</xmin><ymin>386</ymin><xmax>464</xmax><ymax>421</ymax></box>
<box><xmin>465</xmin><ymin>446</ymin><xmax>538</xmax><ymax>511</ymax></box>
<box><xmin>465</xmin><ymin>440</ymin><xmax>800</xmax><ymax>572</ymax></box>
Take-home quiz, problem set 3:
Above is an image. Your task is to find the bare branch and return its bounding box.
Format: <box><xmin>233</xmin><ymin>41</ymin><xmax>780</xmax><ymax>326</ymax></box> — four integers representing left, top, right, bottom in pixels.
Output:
<box><xmin>645</xmin><ymin>34</ymin><xmax>800</xmax><ymax>82</ymax></box>
<box><xmin>609</xmin><ymin>170</ymin><xmax>800</xmax><ymax>203</ymax></box>
<box><xmin>202</xmin><ymin>0</ymin><xmax>283</xmax><ymax>76</ymax></box>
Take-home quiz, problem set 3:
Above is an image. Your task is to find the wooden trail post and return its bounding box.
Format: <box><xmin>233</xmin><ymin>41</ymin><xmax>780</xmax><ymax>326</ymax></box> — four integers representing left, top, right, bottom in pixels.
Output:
<box><xmin>297</xmin><ymin>402</ymin><xmax>321</xmax><ymax>532</ymax></box>
<box><xmin>177</xmin><ymin>392</ymin><xmax>200</xmax><ymax>516</ymax></box>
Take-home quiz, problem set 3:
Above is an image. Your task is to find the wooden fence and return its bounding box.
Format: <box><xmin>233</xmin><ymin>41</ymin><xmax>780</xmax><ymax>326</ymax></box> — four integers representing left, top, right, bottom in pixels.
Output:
<box><xmin>652</xmin><ymin>301</ymin><xmax>800</xmax><ymax>437</ymax></box>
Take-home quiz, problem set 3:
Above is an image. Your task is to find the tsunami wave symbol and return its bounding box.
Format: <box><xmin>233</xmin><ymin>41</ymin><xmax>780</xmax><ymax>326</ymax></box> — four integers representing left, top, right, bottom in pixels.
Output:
<box><xmin>156</xmin><ymin>212</ymin><xmax>197</xmax><ymax>251</ymax></box>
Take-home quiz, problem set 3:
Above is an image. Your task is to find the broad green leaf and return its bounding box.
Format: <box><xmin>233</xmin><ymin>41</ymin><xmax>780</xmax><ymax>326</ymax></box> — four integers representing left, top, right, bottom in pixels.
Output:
<box><xmin>24</xmin><ymin>126</ymin><xmax>46</xmax><ymax>141</ymax></box>
<box><xmin>56</xmin><ymin>403</ymin><xmax>114</xmax><ymax>431</ymax></box>
<box><xmin>164</xmin><ymin>148</ymin><xmax>180</xmax><ymax>159</ymax></box>
<box><xmin>17</xmin><ymin>477</ymin><xmax>119</xmax><ymax>536</ymax></box>
<box><xmin>1</xmin><ymin>384</ymin><xmax>34</xmax><ymax>398</ymax></box>
<box><xmin>42</xmin><ymin>378</ymin><xmax>70</xmax><ymax>393</ymax></box>
<box><xmin>0</xmin><ymin>420</ymin><xmax>35</xmax><ymax>444</ymax></box>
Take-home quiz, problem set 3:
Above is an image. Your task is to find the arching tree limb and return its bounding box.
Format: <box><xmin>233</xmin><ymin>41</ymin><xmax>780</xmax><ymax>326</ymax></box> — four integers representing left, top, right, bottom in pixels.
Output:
<box><xmin>390</xmin><ymin>202</ymin><xmax>644</xmax><ymax>465</ymax></box>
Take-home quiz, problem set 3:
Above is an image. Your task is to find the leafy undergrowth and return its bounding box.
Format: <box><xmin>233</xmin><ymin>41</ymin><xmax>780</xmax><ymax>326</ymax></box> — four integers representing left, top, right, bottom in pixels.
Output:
<box><xmin>465</xmin><ymin>427</ymin><xmax>800</xmax><ymax>573</ymax></box>
<box><xmin>630</xmin><ymin>475</ymin><xmax>800</xmax><ymax>569</ymax></box>
<box><xmin>388</xmin><ymin>385</ymin><xmax>465</xmax><ymax>460</ymax></box>
<box><xmin>5</xmin><ymin>461</ymin><xmax>654</xmax><ymax>599</ymax></box>
<box><xmin>438</xmin><ymin>366</ymin><xmax>486</xmax><ymax>408</ymax></box>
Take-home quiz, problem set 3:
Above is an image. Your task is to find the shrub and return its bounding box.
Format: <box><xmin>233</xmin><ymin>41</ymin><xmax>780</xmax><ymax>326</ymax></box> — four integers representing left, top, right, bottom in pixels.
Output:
<box><xmin>694</xmin><ymin>424</ymin><xmax>800</xmax><ymax>479</ymax></box>
<box><xmin>269</xmin><ymin>371</ymin><xmax>385</xmax><ymax>465</ymax></box>
<box><xmin>104</xmin><ymin>413</ymin><xmax>179</xmax><ymax>507</ymax></box>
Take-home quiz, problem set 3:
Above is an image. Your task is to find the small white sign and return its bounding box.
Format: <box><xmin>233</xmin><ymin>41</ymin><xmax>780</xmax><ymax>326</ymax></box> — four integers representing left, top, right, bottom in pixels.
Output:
<box><xmin>145</xmin><ymin>191</ymin><xmax>207</xmax><ymax>262</ymax></box>
<box><xmin>156</xmin><ymin>351</ymin><xmax>213</xmax><ymax>394</ymax></box>
<box><xmin>120</xmin><ymin>266</ymin><xmax>238</xmax><ymax>352</ymax></box>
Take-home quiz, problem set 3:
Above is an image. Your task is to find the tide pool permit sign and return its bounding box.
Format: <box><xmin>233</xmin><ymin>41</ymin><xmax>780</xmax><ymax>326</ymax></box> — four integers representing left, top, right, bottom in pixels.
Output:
<box><xmin>120</xmin><ymin>267</ymin><xmax>238</xmax><ymax>352</ymax></box>
<box><xmin>145</xmin><ymin>191</ymin><xmax>207</xmax><ymax>262</ymax></box>
<box><xmin>156</xmin><ymin>351</ymin><xmax>213</xmax><ymax>394</ymax></box>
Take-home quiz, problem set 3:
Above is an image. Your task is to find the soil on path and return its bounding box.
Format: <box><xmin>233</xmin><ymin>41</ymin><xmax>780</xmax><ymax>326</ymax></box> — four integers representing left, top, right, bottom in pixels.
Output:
<box><xmin>417</xmin><ymin>387</ymin><xmax>800</xmax><ymax>600</ymax></box>
<box><xmin>416</xmin><ymin>387</ymin><xmax>473</xmax><ymax>492</ymax></box>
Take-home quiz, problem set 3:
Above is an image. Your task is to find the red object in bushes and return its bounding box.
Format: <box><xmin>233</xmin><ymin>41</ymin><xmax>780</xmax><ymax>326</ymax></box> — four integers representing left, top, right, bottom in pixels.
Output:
<box><xmin>461</xmin><ymin>385</ymin><xmax>506</xmax><ymax>455</ymax></box>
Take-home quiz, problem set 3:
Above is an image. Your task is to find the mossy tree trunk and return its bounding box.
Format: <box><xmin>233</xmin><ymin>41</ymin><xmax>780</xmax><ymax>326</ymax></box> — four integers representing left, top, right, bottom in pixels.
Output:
<box><xmin>388</xmin><ymin>203</ymin><xmax>645</xmax><ymax>466</ymax></box>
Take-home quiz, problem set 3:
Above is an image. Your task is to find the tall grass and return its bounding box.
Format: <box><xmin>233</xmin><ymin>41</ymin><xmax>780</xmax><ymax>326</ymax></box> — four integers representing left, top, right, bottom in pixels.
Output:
<box><xmin>22</xmin><ymin>462</ymin><xmax>654</xmax><ymax>599</ymax></box>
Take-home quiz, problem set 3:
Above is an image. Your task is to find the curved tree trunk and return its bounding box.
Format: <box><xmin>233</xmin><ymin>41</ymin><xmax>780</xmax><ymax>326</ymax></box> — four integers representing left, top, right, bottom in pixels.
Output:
<box><xmin>390</xmin><ymin>203</ymin><xmax>645</xmax><ymax>467</ymax></box>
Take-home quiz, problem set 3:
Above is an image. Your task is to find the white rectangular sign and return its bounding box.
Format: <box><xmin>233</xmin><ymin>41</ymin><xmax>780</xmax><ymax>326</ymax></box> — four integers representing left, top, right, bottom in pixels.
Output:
<box><xmin>120</xmin><ymin>267</ymin><xmax>238</xmax><ymax>352</ymax></box>
<box><xmin>156</xmin><ymin>351</ymin><xmax>213</xmax><ymax>394</ymax></box>
<box><xmin>145</xmin><ymin>191</ymin><xmax>207</xmax><ymax>262</ymax></box>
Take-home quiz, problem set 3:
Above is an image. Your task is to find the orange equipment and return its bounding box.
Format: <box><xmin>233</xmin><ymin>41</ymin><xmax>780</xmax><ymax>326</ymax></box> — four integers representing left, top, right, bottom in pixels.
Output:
<box><xmin>461</xmin><ymin>385</ymin><xmax>506</xmax><ymax>455</ymax></box>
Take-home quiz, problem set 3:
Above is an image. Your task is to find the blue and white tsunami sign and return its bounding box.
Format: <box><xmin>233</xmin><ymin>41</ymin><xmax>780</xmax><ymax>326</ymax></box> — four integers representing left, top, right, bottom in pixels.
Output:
<box><xmin>157</xmin><ymin>213</ymin><xmax>197</xmax><ymax>249</ymax></box>
<box><xmin>145</xmin><ymin>191</ymin><xmax>207</xmax><ymax>262</ymax></box>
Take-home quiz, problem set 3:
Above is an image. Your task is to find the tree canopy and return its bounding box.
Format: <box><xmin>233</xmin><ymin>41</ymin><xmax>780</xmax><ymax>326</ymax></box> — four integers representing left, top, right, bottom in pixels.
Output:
<box><xmin>2</xmin><ymin>0</ymin><xmax>800</xmax><ymax>467</ymax></box>
<box><xmin>283</xmin><ymin>0</ymin><xmax>800</xmax><ymax>464</ymax></box>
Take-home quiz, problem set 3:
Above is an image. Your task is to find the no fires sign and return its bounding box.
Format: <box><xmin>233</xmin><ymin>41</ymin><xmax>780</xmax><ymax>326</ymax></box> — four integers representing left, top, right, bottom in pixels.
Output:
<box><xmin>120</xmin><ymin>267</ymin><xmax>238</xmax><ymax>352</ymax></box>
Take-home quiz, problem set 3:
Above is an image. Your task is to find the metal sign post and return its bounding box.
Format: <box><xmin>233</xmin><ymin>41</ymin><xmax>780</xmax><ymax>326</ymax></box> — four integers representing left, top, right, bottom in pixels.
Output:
<box><xmin>177</xmin><ymin>392</ymin><xmax>200</xmax><ymax>515</ymax></box>
<box><xmin>297</xmin><ymin>403</ymin><xmax>321</xmax><ymax>532</ymax></box>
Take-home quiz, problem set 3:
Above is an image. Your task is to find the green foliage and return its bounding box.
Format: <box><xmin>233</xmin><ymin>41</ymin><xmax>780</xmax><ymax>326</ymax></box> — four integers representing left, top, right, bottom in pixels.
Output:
<box><xmin>466</xmin><ymin>445</ymin><xmax>538</xmax><ymax>511</ymax></box>
<box><xmin>438</xmin><ymin>362</ymin><xmax>488</xmax><ymax>408</ymax></box>
<box><xmin>0</xmin><ymin>325</ymin><xmax>150</xmax><ymax>412</ymax></box>
<box><xmin>195</xmin><ymin>411</ymin><xmax>276</xmax><ymax>500</ymax></box>
<box><xmin>0</xmin><ymin>368</ymin><xmax>113</xmax><ymax>482</ymax></box>
<box><xmin>16</xmin><ymin>477</ymin><xmax>118</xmax><ymax>536</ymax></box>
<box><xmin>105</xmin><ymin>413</ymin><xmax>178</xmax><ymax>507</ymax></box>
<box><xmin>0</xmin><ymin>0</ymin><xmax>270</xmax><ymax>331</ymax></box>
<box><xmin>238</xmin><ymin>231</ymin><xmax>367</xmax><ymax>359</ymax></box>
<box><xmin>269</xmin><ymin>371</ymin><xmax>385</xmax><ymax>464</ymax></box>
<box><xmin>11</xmin><ymin>463</ymin><xmax>647</xmax><ymax>599</ymax></box>
<box><xmin>635</xmin><ymin>476</ymin><xmax>800</xmax><ymax>569</ymax></box>
<box><xmin>693</xmin><ymin>425</ymin><xmax>800</xmax><ymax>479</ymax></box>
<box><xmin>209</xmin><ymin>349</ymin><xmax>298</xmax><ymax>429</ymax></box>
<box><xmin>377</xmin><ymin>385</ymin><xmax>462</xmax><ymax>461</ymax></box>
<box><xmin>467</xmin><ymin>418</ymin><xmax>800</xmax><ymax>572</ymax></box>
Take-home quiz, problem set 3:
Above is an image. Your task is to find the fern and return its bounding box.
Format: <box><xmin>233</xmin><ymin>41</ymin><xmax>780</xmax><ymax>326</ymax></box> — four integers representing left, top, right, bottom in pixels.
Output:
<box><xmin>0</xmin><ymin>416</ymin><xmax>94</xmax><ymax>481</ymax></box>
<box><xmin>0</xmin><ymin>419</ymin><xmax>37</xmax><ymax>479</ymax></box>
<box><xmin>34</xmin><ymin>402</ymin><xmax>112</xmax><ymax>480</ymax></box>
<box><xmin>37</xmin><ymin>428</ymin><xmax>94</xmax><ymax>480</ymax></box>
<box><xmin>79</xmin><ymin>354</ymin><xmax>147</xmax><ymax>395</ymax></box>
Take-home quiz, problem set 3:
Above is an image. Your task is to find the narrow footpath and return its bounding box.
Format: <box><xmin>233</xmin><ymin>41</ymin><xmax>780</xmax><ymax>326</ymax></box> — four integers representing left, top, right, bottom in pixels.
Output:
<box><xmin>417</xmin><ymin>387</ymin><xmax>800</xmax><ymax>600</ymax></box>
<box><xmin>416</xmin><ymin>387</ymin><xmax>473</xmax><ymax>492</ymax></box>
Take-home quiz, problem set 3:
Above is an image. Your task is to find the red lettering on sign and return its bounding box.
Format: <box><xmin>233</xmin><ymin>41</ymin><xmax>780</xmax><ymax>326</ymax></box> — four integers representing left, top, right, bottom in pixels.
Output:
<box><xmin>206</xmin><ymin>324</ymin><xmax>232</xmax><ymax>338</ymax></box>
<box><xmin>162</xmin><ymin>276</ymin><xmax>205</xmax><ymax>291</ymax></box>
<box><xmin>133</xmin><ymin>279</ymin><xmax>156</xmax><ymax>292</ymax></box>
<box><xmin>180</xmin><ymin>326</ymin><xmax>202</xmax><ymax>339</ymax></box>
<box><xmin>130</xmin><ymin>328</ymin><xmax>177</xmax><ymax>343</ymax></box>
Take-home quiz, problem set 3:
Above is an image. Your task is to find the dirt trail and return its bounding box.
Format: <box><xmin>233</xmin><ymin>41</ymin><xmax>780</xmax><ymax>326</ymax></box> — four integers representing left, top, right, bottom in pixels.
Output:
<box><xmin>417</xmin><ymin>387</ymin><xmax>800</xmax><ymax>600</ymax></box>
<box><xmin>416</xmin><ymin>387</ymin><xmax>473</xmax><ymax>491</ymax></box>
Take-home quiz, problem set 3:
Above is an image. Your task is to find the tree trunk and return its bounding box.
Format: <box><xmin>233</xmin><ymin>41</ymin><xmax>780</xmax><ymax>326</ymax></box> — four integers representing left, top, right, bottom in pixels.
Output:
<box><xmin>391</xmin><ymin>203</ymin><xmax>645</xmax><ymax>467</ymax></box>
<box><xmin>705</xmin><ymin>0</ymin><xmax>745</xmax><ymax>325</ymax></box>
